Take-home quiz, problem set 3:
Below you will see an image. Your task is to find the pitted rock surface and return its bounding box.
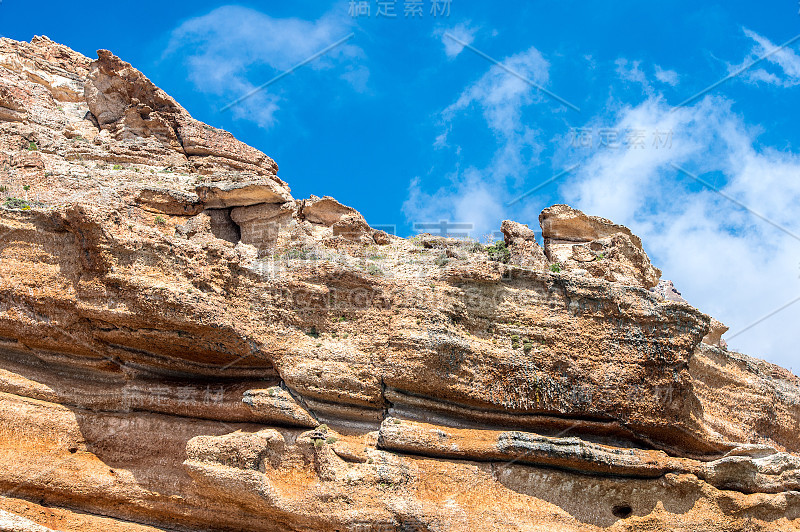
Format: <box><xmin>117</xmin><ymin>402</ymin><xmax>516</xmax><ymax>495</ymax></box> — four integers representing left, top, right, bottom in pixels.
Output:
<box><xmin>0</xmin><ymin>36</ymin><xmax>798</xmax><ymax>532</ymax></box>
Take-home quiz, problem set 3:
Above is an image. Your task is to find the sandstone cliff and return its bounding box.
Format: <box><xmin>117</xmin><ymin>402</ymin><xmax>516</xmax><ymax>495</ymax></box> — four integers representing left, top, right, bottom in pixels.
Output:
<box><xmin>0</xmin><ymin>36</ymin><xmax>798</xmax><ymax>532</ymax></box>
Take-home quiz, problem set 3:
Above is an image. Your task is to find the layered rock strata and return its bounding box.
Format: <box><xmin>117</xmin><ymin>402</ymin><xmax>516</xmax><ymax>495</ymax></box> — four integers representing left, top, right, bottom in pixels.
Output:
<box><xmin>0</xmin><ymin>36</ymin><xmax>797</xmax><ymax>531</ymax></box>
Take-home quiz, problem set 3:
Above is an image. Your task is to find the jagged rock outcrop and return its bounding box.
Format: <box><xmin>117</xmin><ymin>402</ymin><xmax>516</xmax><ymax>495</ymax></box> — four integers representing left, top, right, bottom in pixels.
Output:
<box><xmin>652</xmin><ymin>279</ymin><xmax>688</xmax><ymax>303</ymax></box>
<box><xmin>500</xmin><ymin>219</ymin><xmax>548</xmax><ymax>269</ymax></box>
<box><xmin>540</xmin><ymin>204</ymin><xmax>662</xmax><ymax>288</ymax></box>
<box><xmin>0</xmin><ymin>36</ymin><xmax>798</xmax><ymax>531</ymax></box>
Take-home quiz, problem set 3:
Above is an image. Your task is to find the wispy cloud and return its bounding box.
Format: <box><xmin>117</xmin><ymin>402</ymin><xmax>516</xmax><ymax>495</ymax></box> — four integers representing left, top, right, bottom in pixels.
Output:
<box><xmin>437</xmin><ymin>22</ymin><xmax>478</xmax><ymax>59</ymax></box>
<box><xmin>655</xmin><ymin>65</ymin><xmax>679</xmax><ymax>86</ymax></box>
<box><xmin>736</xmin><ymin>28</ymin><xmax>800</xmax><ymax>87</ymax></box>
<box><xmin>162</xmin><ymin>5</ymin><xmax>364</xmax><ymax>128</ymax></box>
<box><xmin>405</xmin><ymin>45</ymin><xmax>551</xmax><ymax>238</ymax></box>
<box><xmin>615</xmin><ymin>59</ymin><xmax>649</xmax><ymax>89</ymax></box>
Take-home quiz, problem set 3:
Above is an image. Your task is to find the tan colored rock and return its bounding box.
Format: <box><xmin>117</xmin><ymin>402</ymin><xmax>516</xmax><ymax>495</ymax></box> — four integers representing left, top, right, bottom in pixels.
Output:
<box><xmin>230</xmin><ymin>202</ymin><xmax>294</xmax><ymax>250</ymax></box>
<box><xmin>175</xmin><ymin>211</ymin><xmax>212</xmax><ymax>239</ymax></box>
<box><xmin>500</xmin><ymin>219</ymin><xmax>548</xmax><ymax>269</ymax></box>
<box><xmin>702</xmin><ymin>317</ymin><xmax>729</xmax><ymax>347</ymax></box>
<box><xmin>0</xmin><ymin>510</ymin><xmax>59</xmax><ymax>532</ymax></box>
<box><xmin>135</xmin><ymin>187</ymin><xmax>202</xmax><ymax>215</ymax></box>
<box><xmin>332</xmin><ymin>213</ymin><xmax>373</xmax><ymax>241</ymax></box>
<box><xmin>85</xmin><ymin>47</ymin><xmax>280</xmax><ymax>177</ymax></box>
<box><xmin>372</xmin><ymin>230</ymin><xmax>391</xmax><ymax>245</ymax></box>
<box><xmin>540</xmin><ymin>203</ymin><xmax>634</xmax><ymax>242</ymax></box>
<box><xmin>651</xmin><ymin>279</ymin><xmax>688</xmax><ymax>303</ymax></box>
<box><xmin>196</xmin><ymin>179</ymin><xmax>293</xmax><ymax>208</ymax></box>
<box><xmin>539</xmin><ymin>204</ymin><xmax>662</xmax><ymax>288</ymax></box>
<box><xmin>242</xmin><ymin>386</ymin><xmax>318</xmax><ymax>427</ymax></box>
<box><xmin>301</xmin><ymin>195</ymin><xmax>359</xmax><ymax>226</ymax></box>
<box><xmin>0</xmin><ymin>35</ymin><xmax>798</xmax><ymax>532</ymax></box>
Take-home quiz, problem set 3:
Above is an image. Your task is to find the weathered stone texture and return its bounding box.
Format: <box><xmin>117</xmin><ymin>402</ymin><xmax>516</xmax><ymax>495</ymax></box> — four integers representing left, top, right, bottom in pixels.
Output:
<box><xmin>0</xmin><ymin>35</ymin><xmax>797</xmax><ymax>532</ymax></box>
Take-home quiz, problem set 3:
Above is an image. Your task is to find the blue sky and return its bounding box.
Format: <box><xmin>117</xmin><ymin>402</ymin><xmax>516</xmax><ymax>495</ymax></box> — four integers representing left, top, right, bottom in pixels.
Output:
<box><xmin>3</xmin><ymin>1</ymin><xmax>800</xmax><ymax>369</ymax></box>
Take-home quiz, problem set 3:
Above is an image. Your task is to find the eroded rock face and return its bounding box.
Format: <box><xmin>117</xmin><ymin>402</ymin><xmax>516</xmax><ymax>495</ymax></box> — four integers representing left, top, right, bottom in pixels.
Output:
<box><xmin>651</xmin><ymin>279</ymin><xmax>688</xmax><ymax>303</ymax></box>
<box><xmin>0</xmin><ymin>36</ymin><xmax>798</xmax><ymax>532</ymax></box>
<box><xmin>501</xmin><ymin>219</ymin><xmax>548</xmax><ymax>269</ymax></box>
<box><xmin>540</xmin><ymin>204</ymin><xmax>662</xmax><ymax>288</ymax></box>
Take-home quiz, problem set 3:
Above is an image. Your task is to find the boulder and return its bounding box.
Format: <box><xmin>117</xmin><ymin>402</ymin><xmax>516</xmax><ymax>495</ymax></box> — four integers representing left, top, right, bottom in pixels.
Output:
<box><xmin>500</xmin><ymin>220</ymin><xmax>548</xmax><ymax>269</ymax></box>
<box><xmin>332</xmin><ymin>213</ymin><xmax>373</xmax><ymax>242</ymax></box>
<box><xmin>301</xmin><ymin>196</ymin><xmax>359</xmax><ymax>226</ymax></box>
<box><xmin>702</xmin><ymin>318</ymin><xmax>729</xmax><ymax>347</ymax></box>
<box><xmin>372</xmin><ymin>230</ymin><xmax>391</xmax><ymax>245</ymax></box>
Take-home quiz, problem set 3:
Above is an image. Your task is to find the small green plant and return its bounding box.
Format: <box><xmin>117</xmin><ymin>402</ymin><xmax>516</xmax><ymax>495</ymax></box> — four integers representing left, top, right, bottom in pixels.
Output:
<box><xmin>523</xmin><ymin>340</ymin><xmax>533</xmax><ymax>352</ymax></box>
<box><xmin>596</xmin><ymin>252</ymin><xmax>605</xmax><ymax>261</ymax></box>
<box><xmin>0</xmin><ymin>186</ymin><xmax>6</xmax><ymax>193</ymax></box>
<box><xmin>467</xmin><ymin>242</ymin><xmax>485</xmax><ymax>253</ymax></box>
<box><xmin>316</xmin><ymin>424</ymin><xmax>329</xmax><ymax>432</ymax></box>
<box><xmin>3</xmin><ymin>197</ymin><xmax>30</xmax><ymax>210</ymax></box>
<box><xmin>22</xmin><ymin>185</ymin><xmax>30</xmax><ymax>191</ymax></box>
<box><xmin>486</xmin><ymin>241</ymin><xmax>510</xmax><ymax>263</ymax></box>
<box><xmin>154</xmin><ymin>215</ymin><xmax>166</xmax><ymax>226</ymax></box>
<box><xmin>307</xmin><ymin>327</ymin><xmax>320</xmax><ymax>339</ymax></box>
<box><xmin>335</xmin><ymin>316</ymin><xmax>347</xmax><ymax>323</ymax></box>
<box><xmin>27</xmin><ymin>141</ymin><xmax>38</xmax><ymax>151</ymax></box>
<box><xmin>112</xmin><ymin>164</ymin><xmax>122</xmax><ymax>170</ymax></box>
<box><xmin>549</xmin><ymin>263</ymin><xmax>562</xmax><ymax>273</ymax></box>
<box><xmin>326</xmin><ymin>437</ymin><xmax>338</xmax><ymax>444</ymax></box>
<box><xmin>285</xmin><ymin>249</ymin><xmax>309</xmax><ymax>260</ymax></box>
<box><xmin>366</xmin><ymin>264</ymin><xmax>383</xmax><ymax>276</ymax></box>
<box><xmin>392</xmin><ymin>418</ymin><xmax>401</xmax><ymax>424</ymax></box>
<box><xmin>434</xmin><ymin>256</ymin><xmax>450</xmax><ymax>267</ymax></box>
<box><xmin>314</xmin><ymin>439</ymin><xmax>323</xmax><ymax>449</ymax></box>
<box><xmin>510</xmin><ymin>334</ymin><xmax>521</xmax><ymax>349</ymax></box>
<box><xmin>316</xmin><ymin>342</ymin><xmax>322</xmax><ymax>348</ymax></box>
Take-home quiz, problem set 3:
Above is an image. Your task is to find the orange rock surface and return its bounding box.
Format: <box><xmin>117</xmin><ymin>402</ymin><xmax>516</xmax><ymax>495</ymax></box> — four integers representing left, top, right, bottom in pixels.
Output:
<box><xmin>0</xmin><ymin>36</ymin><xmax>798</xmax><ymax>531</ymax></box>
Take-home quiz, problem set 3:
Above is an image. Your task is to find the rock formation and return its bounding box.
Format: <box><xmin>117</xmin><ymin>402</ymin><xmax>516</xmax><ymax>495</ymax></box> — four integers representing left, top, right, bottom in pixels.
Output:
<box><xmin>540</xmin><ymin>204</ymin><xmax>662</xmax><ymax>288</ymax></box>
<box><xmin>0</xmin><ymin>36</ymin><xmax>798</xmax><ymax>531</ymax></box>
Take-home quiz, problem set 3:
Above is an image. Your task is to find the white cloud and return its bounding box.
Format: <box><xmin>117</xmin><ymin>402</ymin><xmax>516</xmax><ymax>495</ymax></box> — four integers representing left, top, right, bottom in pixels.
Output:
<box><xmin>615</xmin><ymin>59</ymin><xmax>652</xmax><ymax>95</ymax></box>
<box><xmin>404</xmin><ymin>46</ymin><xmax>550</xmax><ymax>238</ymax></box>
<box><xmin>444</xmin><ymin>46</ymin><xmax>549</xmax><ymax>136</ymax></box>
<box><xmin>403</xmin><ymin>171</ymin><xmax>505</xmax><ymax>240</ymax></box>
<box><xmin>616</xmin><ymin>61</ymin><xmax>679</xmax><ymax>91</ymax></box>
<box><xmin>654</xmin><ymin>65</ymin><xmax>679</xmax><ymax>86</ymax></box>
<box><xmin>736</xmin><ymin>28</ymin><xmax>800</xmax><ymax>87</ymax></box>
<box><xmin>562</xmin><ymin>96</ymin><xmax>800</xmax><ymax>369</ymax></box>
<box><xmin>163</xmin><ymin>5</ymin><xmax>363</xmax><ymax>128</ymax></box>
<box><xmin>437</xmin><ymin>22</ymin><xmax>477</xmax><ymax>59</ymax></box>
<box><xmin>616</xmin><ymin>59</ymin><xmax>647</xmax><ymax>84</ymax></box>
